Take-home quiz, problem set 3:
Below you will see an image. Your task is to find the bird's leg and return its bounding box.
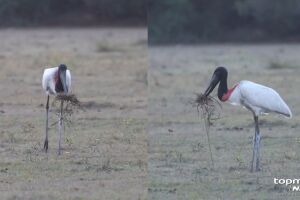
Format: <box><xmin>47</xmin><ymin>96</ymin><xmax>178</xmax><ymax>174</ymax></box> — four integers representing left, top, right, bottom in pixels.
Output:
<box><xmin>251</xmin><ymin>133</ymin><xmax>256</xmax><ymax>172</ymax></box>
<box><xmin>251</xmin><ymin>116</ymin><xmax>261</xmax><ymax>172</ymax></box>
<box><xmin>58</xmin><ymin>100</ymin><xmax>64</xmax><ymax>155</ymax></box>
<box><xmin>255</xmin><ymin>116</ymin><xmax>261</xmax><ymax>171</ymax></box>
<box><xmin>44</xmin><ymin>95</ymin><xmax>49</xmax><ymax>152</ymax></box>
<box><xmin>251</xmin><ymin>115</ymin><xmax>259</xmax><ymax>172</ymax></box>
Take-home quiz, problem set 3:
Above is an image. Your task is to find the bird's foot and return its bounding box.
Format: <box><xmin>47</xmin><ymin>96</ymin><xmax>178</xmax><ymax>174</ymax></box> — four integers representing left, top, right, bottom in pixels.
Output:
<box><xmin>250</xmin><ymin>162</ymin><xmax>254</xmax><ymax>173</ymax></box>
<box><xmin>255</xmin><ymin>166</ymin><xmax>261</xmax><ymax>172</ymax></box>
<box><xmin>43</xmin><ymin>140</ymin><xmax>48</xmax><ymax>153</ymax></box>
<box><xmin>250</xmin><ymin>165</ymin><xmax>261</xmax><ymax>172</ymax></box>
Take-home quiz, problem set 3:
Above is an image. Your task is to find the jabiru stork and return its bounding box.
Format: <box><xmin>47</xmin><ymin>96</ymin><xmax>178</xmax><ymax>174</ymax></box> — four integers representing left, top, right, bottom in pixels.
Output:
<box><xmin>203</xmin><ymin>66</ymin><xmax>292</xmax><ymax>172</ymax></box>
<box><xmin>42</xmin><ymin>64</ymin><xmax>71</xmax><ymax>155</ymax></box>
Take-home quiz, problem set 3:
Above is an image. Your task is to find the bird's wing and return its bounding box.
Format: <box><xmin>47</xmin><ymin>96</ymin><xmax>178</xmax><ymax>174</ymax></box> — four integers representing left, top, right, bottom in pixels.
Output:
<box><xmin>42</xmin><ymin>67</ymin><xmax>57</xmax><ymax>94</ymax></box>
<box><xmin>239</xmin><ymin>81</ymin><xmax>292</xmax><ymax>117</ymax></box>
<box><xmin>42</xmin><ymin>70</ymin><xmax>47</xmax><ymax>91</ymax></box>
<box><xmin>66</xmin><ymin>69</ymin><xmax>71</xmax><ymax>92</ymax></box>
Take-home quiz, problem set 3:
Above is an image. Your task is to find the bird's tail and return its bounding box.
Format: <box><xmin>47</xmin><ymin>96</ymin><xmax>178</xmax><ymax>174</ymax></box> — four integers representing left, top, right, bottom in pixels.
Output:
<box><xmin>281</xmin><ymin>104</ymin><xmax>292</xmax><ymax>118</ymax></box>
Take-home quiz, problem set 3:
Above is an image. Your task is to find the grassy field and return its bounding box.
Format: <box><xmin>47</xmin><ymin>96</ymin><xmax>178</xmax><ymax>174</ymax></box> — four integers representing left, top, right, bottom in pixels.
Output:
<box><xmin>148</xmin><ymin>45</ymin><xmax>300</xmax><ymax>200</ymax></box>
<box><xmin>0</xmin><ymin>28</ymin><xmax>147</xmax><ymax>200</ymax></box>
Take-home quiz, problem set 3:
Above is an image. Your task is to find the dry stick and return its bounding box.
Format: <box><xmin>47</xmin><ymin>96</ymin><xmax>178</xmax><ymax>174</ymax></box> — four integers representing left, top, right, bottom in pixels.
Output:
<box><xmin>203</xmin><ymin>113</ymin><xmax>214</xmax><ymax>169</ymax></box>
<box><xmin>197</xmin><ymin>103</ymin><xmax>214</xmax><ymax>169</ymax></box>
<box><xmin>50</xmin><ymin>94</ymin><xmax>81</xmax><ymax>155</ymax></box>
<box><xmin>52</xmin><ymin>94</ymin><xmax>82</xmax><ymax>128</ymax></box>
<box><xmin>58</xmin><ymin>100</ymin><xmax>63</xmax><ymax>155</ymax></box>
<box><xmin>194</xmin><ymin>94</ymin><xmax>221</xmax><ymax>170</ymax></box>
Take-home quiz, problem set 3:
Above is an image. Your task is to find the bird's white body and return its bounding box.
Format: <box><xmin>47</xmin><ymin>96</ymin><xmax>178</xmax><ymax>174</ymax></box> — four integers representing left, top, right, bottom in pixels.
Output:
<box><xmin>42</xmin><ymin>65</ymin><xmax>71</xmax><ymax>155</ymax></box>
<box><xmin>42</xmin><ymin>67</ymin><xmax>71</xmax><ymax>95</ymax></box>
<box><xmin>228</xmin><ymin>80</ymin><xmax>292</xmax><ymax>118</ymax></box>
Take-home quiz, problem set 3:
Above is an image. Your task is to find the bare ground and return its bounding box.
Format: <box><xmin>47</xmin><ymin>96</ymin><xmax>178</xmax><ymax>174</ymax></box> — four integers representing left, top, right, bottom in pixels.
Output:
<box><xmin>0</xmin><ymin>28</ymin><xmax>147</xmax><ymax>200</ymax></box>
<box><xmin>148</xmin><ymin>45</ymin><xmax>300</xmax><ymax>200</ymax></box>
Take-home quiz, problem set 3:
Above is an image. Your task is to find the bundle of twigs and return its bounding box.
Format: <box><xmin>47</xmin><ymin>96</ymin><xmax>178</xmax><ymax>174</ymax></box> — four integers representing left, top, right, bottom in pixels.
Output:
<box><xmin>51</xmin><ymin>94</ymin><xmax>82</xmax><ymax>127</ymax></box>
<box><xmin>55</xmin><ymin>94</ymin><xmax>81</xmax><ymax>106</ymax></box>
<box><xmin>193</xmin><ymin>93</ymin><xmax>222</xmax><ymax>169</ymax></box>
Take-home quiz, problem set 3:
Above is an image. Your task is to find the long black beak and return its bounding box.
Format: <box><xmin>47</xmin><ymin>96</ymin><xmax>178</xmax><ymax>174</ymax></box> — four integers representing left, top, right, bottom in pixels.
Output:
<box><xmin>59</xmin><ymin>71</ymin><xmax>68</xmax><ymax>93</ymax></box>
<box><xmin>204</xmin><ymin>73</ymin><xmax>219</xmax><ymax>96</ymax></box>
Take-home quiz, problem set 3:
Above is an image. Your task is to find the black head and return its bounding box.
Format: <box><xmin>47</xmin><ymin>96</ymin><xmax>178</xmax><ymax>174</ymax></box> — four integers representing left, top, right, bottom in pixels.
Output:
<box><xmin>204</xmin><ymin>66</ymin><xmax>228</xmax><ymax>97</ymax></box>
<box><xmin>58</xmin><ymin>64</ymin><xmax>67</xmax><ymax>72</ymax></box>
<box><xmin>213</xmin><ymin>66</ymin><xmax>227</xmax><ymax>77</ymax></box>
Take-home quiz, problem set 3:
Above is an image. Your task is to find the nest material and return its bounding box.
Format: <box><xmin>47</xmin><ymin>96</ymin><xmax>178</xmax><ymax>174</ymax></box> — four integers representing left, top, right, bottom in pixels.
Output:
<box><xmin>195</xmin><ymin>94</ymin><xmax>222</xmax><ymax>126</ymax></box>
<box><xmin>54</xmin><ymin>94</ymin><xmax>81</xmax><ymax>106</ymax></box>
<box><xmin>51</xmin><ymin>94</ymin><xmax>82</xmax><ymax>127</ymax></box>
<box><xmin>193</xmin><ymin>93</ymin><xmax>222</xmax><ymax>169</ymax></box>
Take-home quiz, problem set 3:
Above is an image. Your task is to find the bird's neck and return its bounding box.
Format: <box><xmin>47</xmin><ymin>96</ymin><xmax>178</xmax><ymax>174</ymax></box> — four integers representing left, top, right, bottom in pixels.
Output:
<box><xmin>218</xmin><ymin>76</ymin><xmax>228</xmax><ymax>101</ymax></box>
<box><xmin>55</xmin><ymin>71</ymin><xmax>64</xmax><ymax>93</ymax></box>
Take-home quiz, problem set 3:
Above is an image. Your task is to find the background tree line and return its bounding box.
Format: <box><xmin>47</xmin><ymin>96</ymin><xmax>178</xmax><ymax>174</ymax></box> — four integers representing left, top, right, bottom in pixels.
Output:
<box><xmin>148</xmin><ymin>0</ymin><xmax>300</xmax><ymax>44</ymax></box>
<box><xmin>0</xmin><ymin>0</ymin><xmax>146</xmax><ymax>26</ymax></box>
<box><xmin>2</xmin><ymin>0</ymin><xmax>300</xmax><ymax>44</ymax></box>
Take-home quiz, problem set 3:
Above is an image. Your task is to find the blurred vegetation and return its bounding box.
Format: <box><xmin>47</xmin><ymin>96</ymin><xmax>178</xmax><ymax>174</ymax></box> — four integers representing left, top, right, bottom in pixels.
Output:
<box><xmin>0</xmin><ymin>0</ymin><xmax>146</xmax><ymax>27</ymax></box>
<box><xmin>148</xmin><ymin>0</ymin><xmax>300</xmax><ymax>44</ymax></box>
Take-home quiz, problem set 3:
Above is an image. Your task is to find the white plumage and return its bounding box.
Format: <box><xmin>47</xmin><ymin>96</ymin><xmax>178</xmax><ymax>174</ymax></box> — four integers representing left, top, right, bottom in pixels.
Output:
<box><xmin>228</xmin><ymin>80</ymin><xmax>292</xmax><ymax>117</ymax></box>
<box><xmin>42</xmin><ymin>67</ymin><xmax>71</xmax><ymax>95</ymax></box>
